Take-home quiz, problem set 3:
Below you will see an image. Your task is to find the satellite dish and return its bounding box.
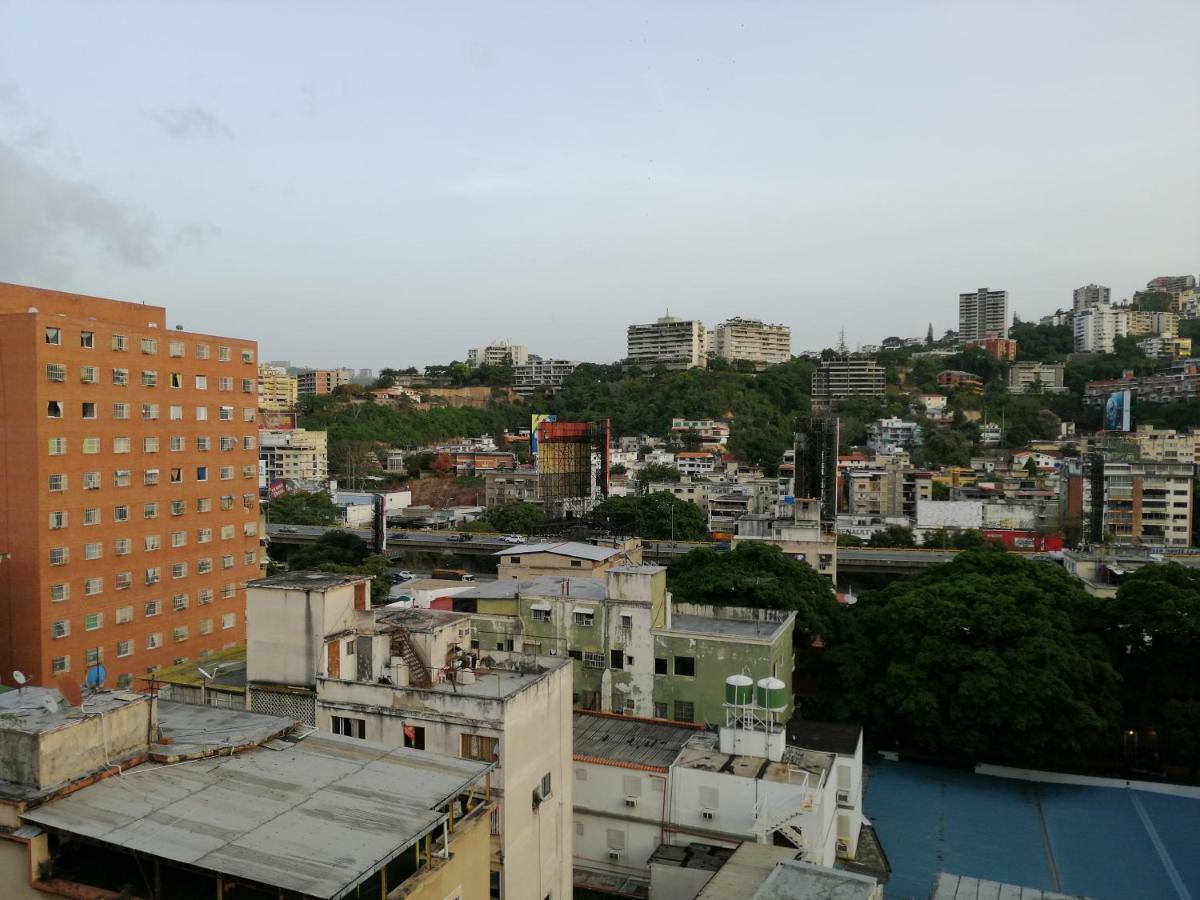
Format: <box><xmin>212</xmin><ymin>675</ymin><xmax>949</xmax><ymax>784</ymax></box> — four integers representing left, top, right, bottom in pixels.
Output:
<box><xmin>196</xmin><ymin>666</ymin><xmax>214</xmax><ymax>681</ymax></box>
<box><xmin>41</xmin><ymin>695</ymin><xmax>60</xmax><ymax>714</ymax></box>
<box><xmin>56</xmin><ymin>675</ymin><xmax>83</xmax><ymax>708</ymax></box>
<box><xmin>12</xmin><ymin>670</ymin><xmax>26</xmax><ymax>685</ymax></box>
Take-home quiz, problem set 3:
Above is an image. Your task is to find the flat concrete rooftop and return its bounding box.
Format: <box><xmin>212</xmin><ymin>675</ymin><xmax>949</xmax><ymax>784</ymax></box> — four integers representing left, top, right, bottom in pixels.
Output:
<box><xmin>665</xmin><ymin>612</ymin><xmax>791</xmax><ymax>642</ymax></box>
<box><xmin>0</xmin><ymin>686</ymin><xmax>148</xmax><ymax>736</ymax></box>
<box><xmin>248</xmin><ymin>570</ymin><xmax>370</xmax><ymax>591</ymax></box>
<box><xmin>674</xmin><ymin>732</ymin><xmax>832</xmax><ymax>788</ymax></box>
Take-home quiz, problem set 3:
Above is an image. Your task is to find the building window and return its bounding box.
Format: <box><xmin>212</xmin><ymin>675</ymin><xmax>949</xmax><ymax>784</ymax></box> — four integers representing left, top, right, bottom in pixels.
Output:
<box><xmin>117</xmin><ymin>640</ymin><xmax>133</xmax><ymax>658</ymax></box>
<box><xmin>49</xmin><ymin>510</ymin><xmax>67</xmax><ymax>530</ymax></box>
<box><xmin>198</xmin><ymin>558</ymin><xmax>213</xmax><ymax>574</ymax></box>
<box><xmin>197</xmin><ymin>498</ymin><xmax>212</xmax><ymax>513</ymax></box>
<box><xmin>610</xmin><ymin>649</ymin><xmax>624</xmax><ymax>671</ymax></box>
<box><xmin>48</xmin><ymin>473</ymin><xmax>67</xmax><ymax>492</ymax></box>
<box><xmin>146</xmin><ymin>632</ymin><xmax>162</xmax><ymax>649</ymax></box>
<box><xmin>573</xmin><ymin>609</ymin><xmax>594</xmax><ymax>627</ymax></box>
<box><xmin>531</xmin><ymin>607</ymin><xmax>552</xmax><ymax>622</ymax></box>
<box><xmin>52</xmin><ymin>620</ymin><xmax>69</xmax><ymax>639</ymax></box>
<box><xmin>195</xmin><ymin>344</ymin><xmax>210</xmax><ymax>360</ymax></box>
<box><xmin>332</xmin><ymin>716</ymin><xmax>365</xmax><ymax>739</ymax></box>
<box><xmin>84</xmin><ymin>577</ymin><xmax>103</xmax><ymax>595</ymax></box>
<box><xmin>172</xmin><ymin>563</ymin><xmax>187</xmax><ymax>579</ymax></box>
<box><xmin>112</xmin><ymin>333</ymin><xmax>127</xmax><ymax>351</ymax></box>
<box><xmin>47</xmin><ymin>400</ymin><xmax>62</xmax><ymax>418</ymax></box>
<box><xmin>80</xmin><ymin>365</ymin><xmax>98</xmax><ymax>384</ymax></box>
<box><xmin>171</xmin><ymin>530</ymin><xmax>186</xmax><ymax>548</ymax></box>
<box><xmin>199</xmin><ymin>618</ymin><xmax>212</xmax><ymax>635</ymax></box>
<box><xmin>403</xmin><ymin>724</ymin><xmax>426</xmax><ymax>750</ymax></box>
<box><xmin>582</xmin><ymin>651</ymin><xmax>605</xmax><ymax>669</ymax></box>
<box><xmin>170</xmin><ymin>436</ymin><xmax>185</xmax><ymax>452</ymax></box>
<box><xmin>220</xmin><ymin>436</ymin><xmax>236</xmax><ymax>450</ymax></box>
<box><xmin>113</xmin><ymin>437</ymin><xmax>130</xmax><ymax>454</ymax></box>
<box><xmin>196</xmin><ymin>466</ymin><xmax>208</xmax><ymax>481</ymax></box>
<box><xmin>83</xmin><ymin>507</ymin><xmax>100</xmax><ymax>525</ymax></box>
<box><xmin>145</xmin><ymin>566</ymin><xmax>161</xmax><ymax>584</ymax></box>
<box><xmin>45</xmin><ymin>326</ymin><xmax>61</xmax><ymax>345</ymax></box>
<box><xmin>169</xmin><ymin>372</ymin><xmax>183</xmax><ymax>388</ymax></box>
<box><xmin>49</xmin><ymin>547</ymin><xmax>68</xmax><ymax>566</ymax></box>
<box><xmin>221</xmin><ymin>612</ymin><xmax>235</xmax><ymax>628</ymax></box>
<box><xmin>82</xmin><ymin>471</ymin><xmax>100</xmax><ymax>490</ymax></box>
<box><xmin>46</xmin><ymin>363</ymin><xmax>66</xmax><ymax>382</ymax></box>
<box><xmin>80</xmin><ymin>331</ymin><xmax>94</xmax><ymax>348</ymax></box>
<box><xmin>654</xmin><ymin>657</ymin><xmax>668</xmax><ymax>675</ymax></box>
<box><xmin>116</xmin><ymin>606</ymin><xmax>133</xmax><ymax>624</ymax></box>
<box><xmin>84</xmin><ymin>612</ymin><xmax>103</xmax><ymax>631</ymax></box>
<box><xmin>52</xmin><ymin>656</ymin><xmax>69</xmax><ymax>673</ymax></box>
<box><xmin>145</xmin><ymin>600</ymin><xmax>162</xmax><ymax>617</ymax></box>
<box><xmin>198</xmin><ymin>528</ymin><xmax>212</xmax><ymax>543</ymax></box>
<box><xmin>241</xmin><ymin>349</ymin><xmax>254</xmax><ymax>364</ymax></box>
<box><xmin>169</xmin><ymin>405</ymin><xmax>183</xmax><ymax>421</ymax></box>
<box><xmin>84</xmin><ymin>542</ymin><xmax>102</xmax><ymax>560</ymax></box>
<box><xmin>220</xmin><ymin>466</ymin><xmax>233</xmax><ymax>480</ymax></box>
<box><xmin>114</xmin><ymin>470</ymin><xmax>132</xmax><ymax>487</ymax></box>
<box><xmin>114</xmin><ymin>537</ymin><xmax>132</xmax><ymax>556</ymax></box>
<box><xmin>142</xmin><ymin>370</ymin><xmax>157</xmax><ymax>387</ymax></box>
<box><xmin>144</xmin><ymin>469</ymin><xmax>160</xmax><ymax>486</ymax></box>
<box><xmin>142</xmin><ymin>403</ymin><xmax>159</xmax><ymax>420</ymax></box>
<box><xmin>50</xmin><ymin>583</ymin><xmax>69</xmax><ymax>602</ymax></box>
<box><xmin>242</xmin><ymin>407</ymin><xmax>256</xmax><ymax>422</ymax></box>
<box><xmin>141</xmin><ymin>337</ymin><xmax>157</xmax><ymax>354</ymax></box>
<box><xmin>81</xmin><ymin>402</ymin><xmax>97</xmax><ymax>419</ymax></box>
<box><xmin>114</xmin><ymin>504</ymin><xmax>130</xmax><ymax>522</ymax></box>
<box><xmin>219</xmin><ymin>405</ymin><xmax>233</xmax><ymax>421</ymax></box>
<box><xmin>674</xmin><ymin>656</ymin><xmax>695</xmax><ymax>677</ymax></box>
<box><xmin>218</xmin><ymin>346</ymin><xmax>231</xmax><ymax>362</ymax></box>
<box><xmin>115</xmin><ymin>571</ymin><xmax>132</xmax><ymax>589</ymax></box>
<box><xmin>654</xmin><ymin>702</ymin><xmax>668</xmax><ymax>719</ymax></box>
<box><xmin>172</xmin><ymin>594</ymin><xmax>188</xmax><ymax>611</ymax></box>
<box><xmin>673</xmin><ymin>700</ymin><xmax>694</xmax><ymax>723</ymax></box>
<box><xmin>218</xmin><ymin>376</ymin><xmax>232</xmax><ymax>391</ymax></box>
<box><xmin>48</xmin><ymin>437</ymin><xmax>66</xmax><ymax>456</ymax></box>
<box><xmin>199</xmin><ymin>588</ymin><xmax>214</xmax><ymax>605</ymax></box>
<box><xmin>172</xmin><ymin>626</ymin><xmax>188</xmax><ymax>643</ymax></box>
<box><xmin>460</xmin><ymin>734</ymin><xmax>499</xmax><ymax>761</ymax></box>
<box><xmin>112</xmin><ymin>367</ymin><xmax>129</xmax><ymax>386</ymax></box>
<box><xmin>169</xmin><ymin>340</ymin><xmax>185</xmax><ymax>357</ymax></box>
<box><xmin>112</xmin><ymin>402</ymin><xmax>129</xmax><ymax>419</ymax></box>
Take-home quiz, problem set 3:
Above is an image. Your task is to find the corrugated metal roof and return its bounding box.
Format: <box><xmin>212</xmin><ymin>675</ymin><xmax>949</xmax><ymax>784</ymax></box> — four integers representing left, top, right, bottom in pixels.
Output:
<box><xmin>23</xmin><ymin>733</ymin><xmax>490</xmax><ymax>899</ymax></box>
<box><xmin>573</xmin><ymin>712</ymin><xmax>699</xmax><ymax>771</ymax></box>
<box><xmin>494</xmin><ymin>541</ymin><xmax>622</xmax><ymax>561</ymax></box>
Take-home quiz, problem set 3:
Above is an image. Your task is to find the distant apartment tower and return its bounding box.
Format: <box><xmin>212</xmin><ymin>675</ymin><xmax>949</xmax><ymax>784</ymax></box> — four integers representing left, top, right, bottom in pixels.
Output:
<box><xmin>0</xmin><ymin>282</ymin><xmax>262</xmax><ymax>687</ymax></box>
<box><xmin>958</xmin><ymin>288</ymin><xmax>1009</xmax><ymax>342</ymax></box>
<box><xmin>512</xmin><ymin>357</ymin><xmax>580</xmax><ymax>397</ymax></box>
<box><xmin>258</xmin><ymin>428</ymin><xmax>329</xmax><ymax>487</ymax></box>
<box><xmin>295</xmin><ymin>368</ymin><xmax>351</xmax><ymax>396</ymax></box>
<box><xmin>626</xmin><ymin>316</ymin><xmax>707</xmax><ymax>370</ymax></box>
<box><xmin>711</xmin><ymin>317</ymin><xmax>791</xmax><ymax>366</ymax></box>
<box><xmin>1074</xmin><ymin>303</ymin><xmax>1126</xmax><ymax>354</ymax></box>
<box><xmin>1100</xmin><ymin>460</ymin><xmax>1194</xmax><ymax>547</ymax></box>
<box><xmin>1147</xmin><ymin>275</ymin><xmax>1197</xmax><ymax>295</ymax></box>
<box><xmin>1073</xmin><ymin>284</ymin><xmax>1111</xmax><ymax>312</ymax></box>
<box><xmin>256</xmin><ymin>364</ymin><xmax>297</xmax><ymax>411</ymax></box>
<box><xmin>1007</xmin><ymin>362</ymin><xmax>1067</xmax><ymax>394</ymax></box>
<box><xmin>810</xmin><ymin>355</ymin><xmax>885</xmax><ymax>410</ymax></box>
<box><xmin>466</xmin><ymin>339</ymin><xmax>529</xmax><ymax>368</ymax></box>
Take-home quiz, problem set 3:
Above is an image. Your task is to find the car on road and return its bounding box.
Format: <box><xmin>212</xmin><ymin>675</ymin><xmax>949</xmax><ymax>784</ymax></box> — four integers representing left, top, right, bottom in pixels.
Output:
<box><xmin>388</xmin><ymin>570</ymin><xmax>415</xmax><ymax>584</ymax></box>
<box><xmin>451</xmin><ymin>532</ymin><xmax>473</xmax><ymax>542</ymax></box>
<box><xmin>277</xmin><ymin>526</ymin><xmax>299</xmax><ymax>533</ymax></box>
<box><xmin>500</xmin><ymin>534</ymin><xmax>524</xmax><ymax>544</ymax></box>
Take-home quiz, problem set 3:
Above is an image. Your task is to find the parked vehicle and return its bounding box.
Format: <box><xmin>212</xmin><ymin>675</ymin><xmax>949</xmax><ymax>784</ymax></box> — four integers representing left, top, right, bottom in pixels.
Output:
<box><xmin>501</xmin><ymin>534</ymin><xmax>524</xmax><ymax>544</ymax></box>
<box><xmin>451</xmin><ymin>532</ymin><xmax>473</xmax><ymax>542</ymax></box>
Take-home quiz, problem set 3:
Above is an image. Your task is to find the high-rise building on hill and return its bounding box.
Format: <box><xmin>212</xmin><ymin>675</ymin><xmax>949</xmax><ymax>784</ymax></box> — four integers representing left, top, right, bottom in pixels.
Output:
<box><xmin>1073</xmin><ymin>284</ymin><xmax>1111</xmax><ymax>312</ymax></box>
<box><xmin>627</xmin><ymin>316</ymin><xmax>708</xmax><ymax>370</ymax></box>
<box><xmin>0</xmin><ymin>282</ymin><xmax>263</xmax><ymax>687</ymax></box>
<box><xmin>710</xmin><ymin>317</ymin><xmax>791</xmax><ymax>366</ymax></box>
<box><xmin>958</xmin><ymin>288</ymin><xmax>1009</xmax><ymax>341</ymax></box>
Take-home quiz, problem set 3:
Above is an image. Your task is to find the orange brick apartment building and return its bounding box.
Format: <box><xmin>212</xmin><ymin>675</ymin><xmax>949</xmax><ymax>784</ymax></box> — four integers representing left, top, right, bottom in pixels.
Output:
<box><xmin>0</xmin><ymin>283</ymin><xmax>262</xmax><ymax>687</ymax></box>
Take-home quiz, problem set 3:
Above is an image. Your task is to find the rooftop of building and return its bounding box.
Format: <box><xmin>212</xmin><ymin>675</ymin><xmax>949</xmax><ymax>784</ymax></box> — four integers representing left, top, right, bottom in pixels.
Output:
<box><xmin>648</xmin><ymin>841</ymin><xmax>736</xmax><ymax>873</ymax></box>
<box><xmin>932</xmin><ymin>873</ymin><xmax>1091</xmax><ymax>900</ymax></box>
<box><xmin>494</xmin><ymin>540</ymin><xmax>624</xmax><ymax>561</ymax></box>
<box><xmin>377</xmin><ymin>607</ymin><xmax>473</xmax><ymax>632</ymax></box>
<box><xmin>673</xmin><ymin>732</ymin><xmax>834</xmax><ymax>788</ymax></box>
<box><xmin>574</xmin><ymin>711</ymin><xmax>702</xmax><ymax>771</ymax></box>
<box><xmin>784</xmin><ymin>717</ymin><xmax>863</xmax><ymax>757</ymax></box>
<box><xmin>663</xmin><ymin>611</ymin><xmax>793</xmax><ymax>643</ymax></box>
<box><xmin>22</xmin><ymin>703</ymin><xmax>490</xmax><ymax>900</ymax></box>
<box><xmin>248</xmin><ymin>571</ymin><xmax>372</xmax><ymax>591</ymax></box>
<box><xmin>456</xmin><ymin>575</ymin><xmax>610</xmax><ymax>602</ymax></box>
<box><xmin>393</xmin><ymin>652</ymin><xmax>572</xmax><ymax>702</ymax></box>
<box><xmin>696</xmin><ymin>845</ymin><xmax>878</xmax><ymax>900</ymax></box>
<box><xmin>868</xmin><ymin>759</ymin><xmax>1200</xmax><ymax>900</ymax></box>
<box><xmin>0</xmin><ymin>685</ymin><xmax>149</xmax><ymax>737</ymax></box>
<box><xmin>142</xmin><ymin>644</ymin><xmax>248</xmax><ymax>693</ymax></box>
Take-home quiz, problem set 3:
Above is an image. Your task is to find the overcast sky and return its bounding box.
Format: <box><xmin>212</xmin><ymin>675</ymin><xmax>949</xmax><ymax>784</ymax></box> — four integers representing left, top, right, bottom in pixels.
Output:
<box><xmin>1</xmin><ymin>2</ymin><xmax>1197</xmax><ymax>369</ymax></box>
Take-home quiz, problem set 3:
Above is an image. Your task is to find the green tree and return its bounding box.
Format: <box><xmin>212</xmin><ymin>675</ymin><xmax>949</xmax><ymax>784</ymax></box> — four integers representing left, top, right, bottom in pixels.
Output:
<box><xmin>919</xmin><ymin>427</ymin><xmax>971</xmax><ymax>467</ymax></box>
<box><xmin>836</xmin><ymin>533</ymin><xmax>864</xmax><ymax>547</ymax></box>
<box><xmin>483</xmin><ymin>502</ymin><xmax>545</xmax><ymax>534</ymax></box>
<box><xmin>867</xmin><ymin>525</ymin><xmax>917</xmax><ymax>548</ymax></box>
<box><xmin>268</xmin><ymin>491</ymin><xmax>339</xmax><ymax>526</ymax></box>
<box><xmin>825</xmin><ymin>550</ymin><xmax>1120</xmax><ymax>765</ymax></box>
<box><xmin>591</xmin><ymin>492</ymin><xmax>708</xmax><ymax>541</ymax></box>
<box><xmin>287</xmin><ymin>531</ymin><xmax>391</xmax><ymax>601</ymax></box>
<box><xmin>667</xmin><ymin>542</ymin><xmax>841</xmax><ymax>639</ymax></box>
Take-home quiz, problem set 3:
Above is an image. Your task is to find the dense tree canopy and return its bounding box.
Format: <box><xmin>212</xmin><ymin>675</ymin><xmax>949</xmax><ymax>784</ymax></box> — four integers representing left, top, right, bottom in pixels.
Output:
<box><xmin>592</xmin><ymin>492</ymin><xmax>709</xmax><ymax>541</ymax></box>
<box><xmin>667</xmin><ymin>542</ymin><xmax>841</xmax><ymax>640</ymax></box>
<box><xmin>284</xmin><ymin>531</ymin><xmax>391</xmax><ymax>601</ymax></box>
<box><xmin>268</xmin><ymin>490</ymin><xmax>339</xmax><ymax>526</ymax></box>
<box><xmin>1010</xmin><ymin>320</ymin><xmax>1074</xmax><ymax>362</ymax></box>
<box><xmin>472</xmin><ymin>502</ymin><xmax>546</xmax><ymax>535</ymax></box>
<box><xmin>824</xmin><ymin>550</ymin><xmax>1120</xmax><ymax>766</ymax></box>
<box><xmin>867</xmin><ymin>525</ymin><xmax>917</xmax><ymax>548</ymax></box>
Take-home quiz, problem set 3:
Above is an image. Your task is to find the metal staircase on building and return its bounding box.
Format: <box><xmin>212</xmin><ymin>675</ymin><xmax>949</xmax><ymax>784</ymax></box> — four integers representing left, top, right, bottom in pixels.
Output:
<box><xmin>392</xmin><ymin>630</ymin><xmax>432</xmax><ymax>687</ymax></box>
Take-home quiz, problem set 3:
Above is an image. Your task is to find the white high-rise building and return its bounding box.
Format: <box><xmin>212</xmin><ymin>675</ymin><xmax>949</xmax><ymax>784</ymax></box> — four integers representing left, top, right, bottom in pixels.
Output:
<box><xmin>711</xmin><ymin>317</ymin><xmax>792</xmax><ymax>366</ymax></box>
<box><xmin>626</xmin><ymin>316</ymin><xmax>708</xmax><ymax>369</ymax></box>
<box><xmin>958</xmin><ymin>288</ymin><xmax>1009</xmax><ymax>341</ymax></box>
<box><xmin>466</xmin><ymin>340</ymin><xmax>528</xmax><ymax>368</ymax></box>
<box><xmin>1074</xmin><ymin>284</ymin><xmax>1111</xmax><ymax>312</ymax></box>
<box><xmin>1074</xmin><ymin>303</ymin><xmax>1127</xmax><ymax>354</ymax></box>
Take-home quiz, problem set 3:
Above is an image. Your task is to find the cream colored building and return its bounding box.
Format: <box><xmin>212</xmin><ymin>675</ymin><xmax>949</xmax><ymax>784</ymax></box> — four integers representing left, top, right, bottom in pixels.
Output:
<box><xmin>296</xmin><ymin>367</ymin><xmax>351</xmax><ymax>395</ymax></box>
<box><xmin>711</xmin><ymin>317</ymin><xmax>791</xmax><ymax>366</ymax></box>
<box><xmin>1124</xmin><ymin>309</ymin><xmax>1179</xmax><ymax>337</ymax></box>
<box><xmin>495</xmin><ymin>539</ymin><xmax>640</xmax><ymax>580</ymax></box>
<box><xmin>1113</xmin><ymin>428</ymin><xmax>1200</xmax><ymax>465</ymax></box>
<box><xmin>259</xmin><ymin>426</ymin><xmax>328</xmax><ymax>485</ymax></box>
<box><xmin>257</xmin><ymin>363</ymin><xmax>298</xmax><ymax>410</ymax></box>
<box><xmin>627</xmin><ymin>316</ymin><xmax>708</xmax><ymax>369</ymax></box>
<box><xmin>1137</xmin><ymin>335</ymin><xmax>1192</xmax><ymax>360</ymax></box>
<box><xmin>245</xmin><ymin>572</ymin><xmax>575</xmax><ymax>900</ymax></box>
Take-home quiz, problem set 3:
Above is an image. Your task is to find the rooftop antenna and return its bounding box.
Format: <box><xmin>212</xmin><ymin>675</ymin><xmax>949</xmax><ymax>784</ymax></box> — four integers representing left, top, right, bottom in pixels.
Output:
<box><xmin>40</xmin><ymin>695</ymin><xmax>60</xmax><ymax>714</ymax></box>
<box><xmin>12</xmin><ymin>670</ymin><xmax>26</xmax><ymax>695</ymax></box>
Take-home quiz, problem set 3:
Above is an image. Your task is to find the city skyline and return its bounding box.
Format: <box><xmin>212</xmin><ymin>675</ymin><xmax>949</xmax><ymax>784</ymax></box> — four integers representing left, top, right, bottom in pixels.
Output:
<box><xmin>1</xmin><ymin>1</ymin><xmax>1197</xmax><ymax>368</ymax></box>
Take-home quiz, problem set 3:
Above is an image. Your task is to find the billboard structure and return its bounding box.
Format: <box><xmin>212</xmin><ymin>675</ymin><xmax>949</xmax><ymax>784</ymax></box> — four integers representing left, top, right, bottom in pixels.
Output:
<box><xmin>530</xmin><ymin>413</ymin><xmax>557</xmax><ymax>455</ymax></box>
<box><xmin>535</xmin><ymin>419</ymin><xmax>610</xmax><ymax>519</ymax></box>
<box><xmin>1104</xmin><ymin>389</ymin><xmax>1132</xmax><ymax>432</ymax></box>
<box><xmin>795</xmin><ymin>416</ymin><xmax>840</xmax><ymax>522</ymax></box>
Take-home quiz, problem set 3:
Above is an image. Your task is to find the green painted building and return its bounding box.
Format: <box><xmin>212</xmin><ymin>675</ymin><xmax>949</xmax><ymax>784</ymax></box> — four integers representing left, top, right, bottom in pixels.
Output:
<box><xmin>454</xmin><ymin>566</ymin><xmax>794</xmax><ymax>726</ymax></box>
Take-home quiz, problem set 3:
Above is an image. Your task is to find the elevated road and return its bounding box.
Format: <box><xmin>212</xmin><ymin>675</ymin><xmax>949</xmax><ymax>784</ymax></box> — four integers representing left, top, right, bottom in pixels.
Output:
<box><xmin>264</xmin><ymin>525</ymin><xmax>970</xmax><ymax>575</ymax></box>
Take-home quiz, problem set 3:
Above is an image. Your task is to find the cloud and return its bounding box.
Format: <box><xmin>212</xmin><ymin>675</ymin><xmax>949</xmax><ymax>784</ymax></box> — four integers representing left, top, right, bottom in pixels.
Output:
<box><xmin>0</xmin><ymin>138</ymin><xmax>164</xmax><ymax>281</ymax></box>
<box><xmin>145</xmin><ymin>104</ymin><xmax>233</xmax><ymax>140</ymax></box>
<box><xmin>170</xmin><ymin>223</ymin><xmax>221</xmax><ymax>249</ymax></box>
<box><xmin>0</xmin><ymin>81</ymin><xmax>26</xmax><ymax>118</ymax></box>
